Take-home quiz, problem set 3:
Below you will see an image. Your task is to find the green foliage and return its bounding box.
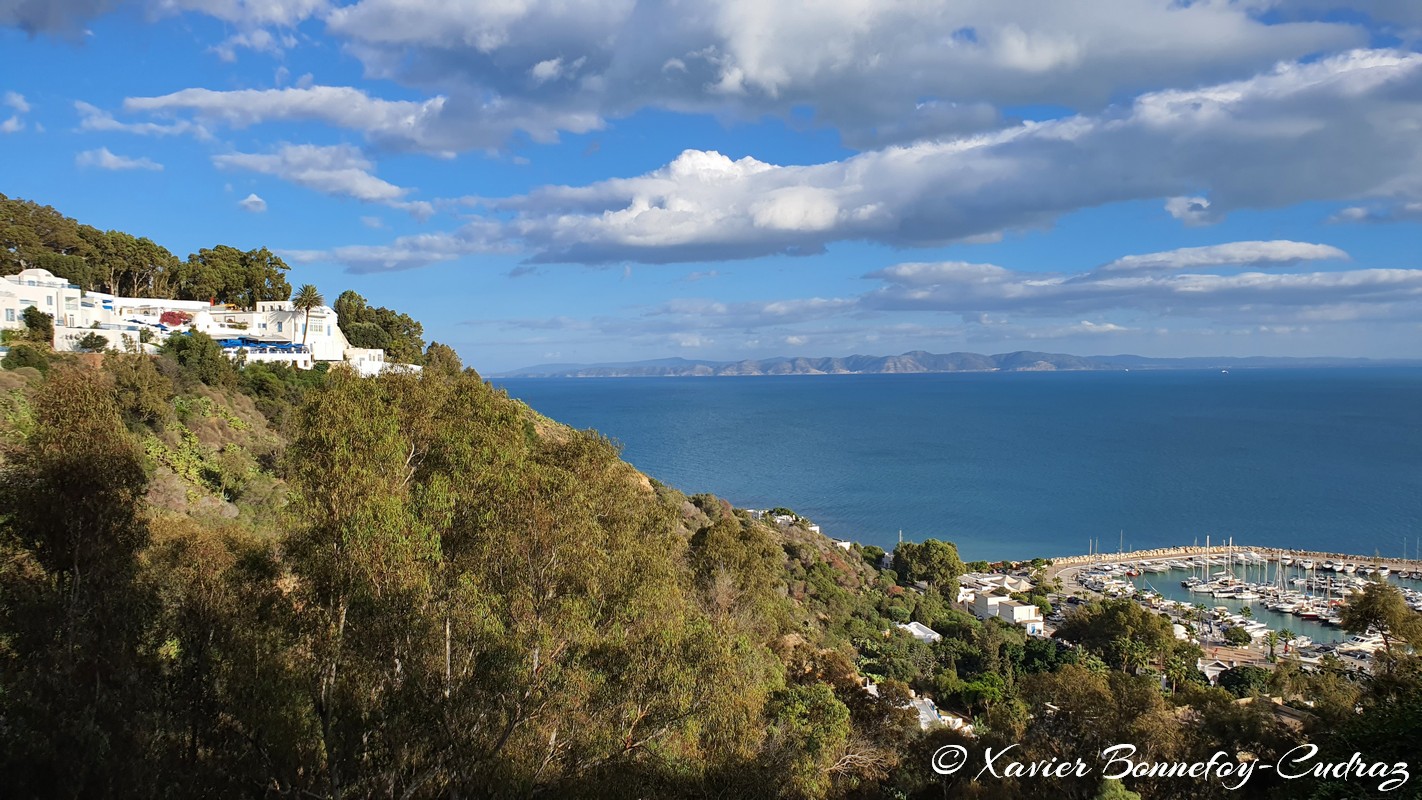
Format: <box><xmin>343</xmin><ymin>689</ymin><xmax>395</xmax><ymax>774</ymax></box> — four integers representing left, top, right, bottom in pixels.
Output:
<box><xmin>1341</xmin><ymin>580</ymin><xmax>1422</xmax><ymax>653</ymax></box>
<box><xmin>0</xmin><ymin>367</ymin><xmax>156</xmax><ymax>795</ymax></box>
<box><xmin>334</xmin><ymin>289</ymin><xmax>426</xmax><ymax>363</ymax></box>
<box><xmin>2</xmin><ymin>193</ymin><xmax>294</xmax><ymax>304</ymax></box>
<box><xmin>144</xmin><ymin>422</ymin><xmax>253</xmax><ymax>501</ymax></box>
<box><xmin>1217</xmin><ymin>665</ymin><xmax>1271</xmax><ymax>697</ymax></box>
<box><xmin>21</xmin><ymin>305</ymin><xmax>53</xmax><ymax>344</ymax></box>
<box><xmin>892</xmin><ymin>538</ymin><xmax>965</xmax><ymax>599</ymax></box>
<box><xmin>161</xmin><ymin>331</ymin><xmax>236</xmax><ymax>387</ymax></box>
<box><xmin>689</xmin><ymin>514</ymin><xmax>789</xmax><ymax>632</ymax></box>
<box><xmin>423</xmin><ymin>341</ymin><xmax>463</xmax><ymax>376</ymax></box>
<box><xmin>178</xmin><ymin>245</ymin><xmax>292</xmax><ymax>307</ymax></box>
<box><xmin>104</xmin><ymin>352</ymin><xmax>173</xmax><ymax>426</ymax></box>
<box><xmin>1223</xmin><ymin>625</ymin><xmax>1254</xmax><ymax>646</ymax></box>
<box><xmin>1055</xmin><ymin>597</ymin><xmax>1178</xmax><ymax>672</ymax></box>
<box><xmin>75</xmin><ymin>331</ymin><xmax>110</xmax><ymax>352</ymax></box>
<box><xmin>1094</xmin><ymin>778</ymin><xmax>1142</xmax><ymax>800</ymax></box>
<box><xmin>2</xmin><ymin>342</ymin><xmax>49</xmax><ymax>373</ymax></box>
<box><xmin>236</xmin><ymin>359</ymin><xmax>327</xmax><ymax>429</ymax></box>
<box><xmin>764</xmin><ymin>683</ymin><xmax>852</xmax><ymax>799</ymax></box>
<box><xmin>293</xmin><ymin>284</ymin><xmax>324</xmax><ymax>346</ymax></box>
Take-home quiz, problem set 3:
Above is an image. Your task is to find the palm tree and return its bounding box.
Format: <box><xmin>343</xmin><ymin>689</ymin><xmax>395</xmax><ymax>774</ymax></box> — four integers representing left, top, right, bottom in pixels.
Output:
<box><xmin>293</xmin><ymin>284</ymin><xmax>324</xmax><ymax>350</ymax></box>
<box><xmin>1240</xmin><ymin>605</ymin><xmax>1253</xmax><ymax>620</ymax></box>
<box><xmin>1265</xmin><ymin>631</ymin><xmax>1279</xmax><ymax>662</ymax></box>
<box><xmin>1279</xmin><ymin>629</ymin><xmax>1296</xmax><ymax>655</ymax></box>
<box><xmin>1165</xmin><ymin>654</ymin><xmax>1192</xmax><ymax>693</ymax></box>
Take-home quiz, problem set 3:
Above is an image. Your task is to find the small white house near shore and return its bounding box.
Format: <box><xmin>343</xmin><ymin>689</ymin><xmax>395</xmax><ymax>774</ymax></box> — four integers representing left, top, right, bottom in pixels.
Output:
<box><xmin>958</xmin><ymin>573</ymin><xmax>1046</xmax><ymax>636</ymax></box>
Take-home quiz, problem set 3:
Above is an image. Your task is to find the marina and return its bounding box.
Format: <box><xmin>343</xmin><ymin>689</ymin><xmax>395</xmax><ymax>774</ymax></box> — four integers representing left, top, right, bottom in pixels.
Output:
<box><xmin>1050</xmin><ymin>544</ymin><xmax>1422</xmax><ymax>665</ymax></box>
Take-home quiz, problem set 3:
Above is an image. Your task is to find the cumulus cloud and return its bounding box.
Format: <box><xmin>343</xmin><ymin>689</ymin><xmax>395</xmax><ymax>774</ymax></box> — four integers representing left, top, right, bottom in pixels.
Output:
<box><xmin>434</xmin><ymin>50</ymin><xmax>1422</xmax><ymax>264</ymax></box>
<box><xmin>75</xmin><ymin>146</ymin><xmax>163</xmax><ymax>170</ymax></box>
<box><xmin>107</xmin><ymin>2</ymin><xmax>1388</xmax><ymax>153</ymax></box>
<box><xmin>213</xmin><ymin>143</ymin><xmax>433</xmax><ymax>216</ymax></box>
<box><xmin>238</xmin><ymin>192</ymin><xmax>267</xmax><ymax>212</ymax></box>
<box><xmin>3</xmin><ymin>91</ymin><xmax>29</xmax><ymax>113</ymax></box>
<box><xmin>317</xmin><ymin>0</ymin><xmax>1363</xmax><ymax>147</ymax></box>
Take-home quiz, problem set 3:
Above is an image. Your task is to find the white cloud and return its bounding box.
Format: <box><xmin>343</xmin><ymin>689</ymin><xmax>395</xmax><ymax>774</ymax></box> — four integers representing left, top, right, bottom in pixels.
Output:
<box><xmin>76</xmin><ymin>100</ymin><xmax>209</xmax><ymax>138</ymax></box>
<box><xmin>449</xmin><ymin>50</ymin><xmax>1422</xmax><ymax>264</ymax></box>
<box><xmin>478</xmin><ymin>238</ymin><xmax>1422</xmax><ymax>360</ymax></box>
<box><xmin>238</xmin><ymin>192</ymin><xmax>267</xmax><ymax>212</ymax></box>
<box><xmin>110</xmin><ymin>2</ymin><xmax>1388</xmax><ymax>154</ymax></box>
<box><xmin>282</xmin><ymin>220</ymin><xmax>510</xmax><ymax>272</ymax></box>
<box><xmin>1096</xmin><ymin>241</ymin><xmax>1349</xmax><ymax>274</ymax></box>
<box><xmin>863</xmin><ymin>258</ymin><xmax>1422</xmax><ymax>321</ymax></box>
<box><xmin>209</xmin><ymin>27</ymin><xmax>297</xmax><ymax>61</ymax></box>
<box><xmin>319</xmin><ymin>0</ymin><xmax>1364</xmax><ymax>147</ymax></box>
<box><xmin>213</xmin><ymin>143</ymin><xmax>432</xmax><ymax>216</ymax></box>
<box><xmin>75</xmin><ymin>146</ymin><xmax>164</xmax><ymax>170</ymax></box>
<box><xmin>2</xmin><ymin>91</ymin><xmax>29</xmax><ymax>133</ymax></box>
<box><xmin>1164</xmin><ymin>196</ymin><xmax>1216</xmax><ymax>226</ymax></box>
<box><xmin>151</xmin><ymin>0</ymin><xmax>327</xmax><ymax>27</ymax></box>
<box><xmin>1328</xmin><ymin>202</ymin><xmax>1422</xmax><ymax>224</ymax></box>
<box><xmin>122</xmin><ymin>84</ymin><xmax>602</xmax><ymax>154</ymax></box>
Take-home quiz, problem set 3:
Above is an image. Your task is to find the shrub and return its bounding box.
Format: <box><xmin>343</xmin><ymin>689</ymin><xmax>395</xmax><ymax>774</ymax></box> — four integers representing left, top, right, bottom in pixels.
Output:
<box><xmin>2</xmin><ymin>343</ymin><xmax>49</xmax><ymax>373</ymax></box>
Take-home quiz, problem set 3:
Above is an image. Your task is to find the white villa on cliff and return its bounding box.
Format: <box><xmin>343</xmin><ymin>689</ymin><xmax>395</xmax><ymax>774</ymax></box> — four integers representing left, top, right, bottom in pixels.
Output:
<box><xmin>0</xmin><ymin>268</ymin><xmax>416</xmax><ymax>375</ymax></box>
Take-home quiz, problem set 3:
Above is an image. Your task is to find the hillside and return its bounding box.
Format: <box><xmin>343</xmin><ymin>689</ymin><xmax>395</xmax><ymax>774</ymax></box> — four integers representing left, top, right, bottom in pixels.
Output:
<box><xmin>0</xmin><ymin>344</ymin><xmax>942</xmax><ymax>799</ymax></box>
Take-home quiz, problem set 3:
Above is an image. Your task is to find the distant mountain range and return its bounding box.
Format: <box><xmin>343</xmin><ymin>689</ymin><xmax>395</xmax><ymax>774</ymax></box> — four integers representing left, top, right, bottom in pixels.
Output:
<box><xmin>497</xmin><ymin>351</ymin><xmax>1415</xmax><ymax>378</ymax></box>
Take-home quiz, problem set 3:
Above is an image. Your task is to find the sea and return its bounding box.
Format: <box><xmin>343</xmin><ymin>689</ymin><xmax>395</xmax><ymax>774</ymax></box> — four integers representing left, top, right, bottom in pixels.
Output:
<box><xmin>494</xmin><ymin>368</ymin><xmax>1422</xmax><ymax>563</ymax></box>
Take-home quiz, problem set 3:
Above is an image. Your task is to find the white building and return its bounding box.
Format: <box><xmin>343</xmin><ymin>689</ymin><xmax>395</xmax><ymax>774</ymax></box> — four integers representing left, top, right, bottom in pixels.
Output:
<box><xmin>897</xmin><ymin>621</ymin><xmax>943</xmax><ymax>644</ymax></box>
<box><xmin>1</xmin><ymin>269</ymin><xmax>418</xmax><ymax>374</ymax></box>
<box><xmin>968</xmin><ymin>589</ymin><xmax>1045</xmax><ymax>636</ymax></box>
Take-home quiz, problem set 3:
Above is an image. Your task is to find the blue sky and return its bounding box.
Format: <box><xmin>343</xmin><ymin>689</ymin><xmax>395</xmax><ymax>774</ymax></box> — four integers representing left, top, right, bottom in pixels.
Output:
<box><xmin>2</xmin><ymin>1</ymin><xmax>1421</xmax><ymax>372</ymax></box>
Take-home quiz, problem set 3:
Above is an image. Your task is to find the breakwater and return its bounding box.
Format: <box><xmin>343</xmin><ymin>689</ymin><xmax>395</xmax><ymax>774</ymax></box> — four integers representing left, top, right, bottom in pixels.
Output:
<box><xmin>1048</xmin><ymin>545</ymin><xmax>1422</xmax><ymax>572</ymax></box>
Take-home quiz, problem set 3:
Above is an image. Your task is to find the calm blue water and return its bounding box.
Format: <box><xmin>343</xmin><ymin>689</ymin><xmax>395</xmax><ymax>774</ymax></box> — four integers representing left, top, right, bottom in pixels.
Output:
<box><xmin>495</xmin><ymin>369</ymin><xmax>1422</xmax><ymax>562</ymax></box>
